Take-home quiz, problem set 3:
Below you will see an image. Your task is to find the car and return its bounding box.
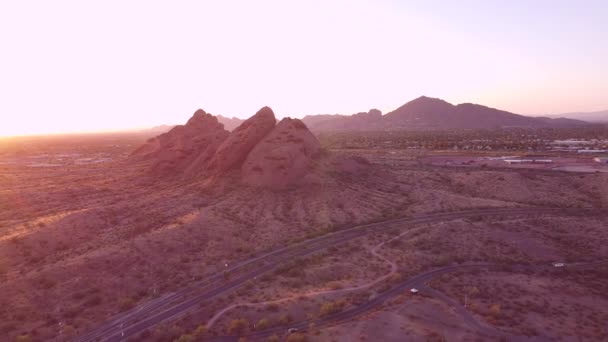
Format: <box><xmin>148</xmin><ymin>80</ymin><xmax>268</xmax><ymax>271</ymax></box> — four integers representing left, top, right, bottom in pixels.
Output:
<box><xmin>288</xmin><ymin>328</ymin><xmax>299</xmax><ymax>334</ymax></box>
<box><xmin>553</xmin><ymin>262</ymin><xmax>565</xmax><ymax>267</ymax></box>
<box><xmin>410</xmin><ymin>288</ymin><xmax>419</xmax><ymax>294</ymax></box>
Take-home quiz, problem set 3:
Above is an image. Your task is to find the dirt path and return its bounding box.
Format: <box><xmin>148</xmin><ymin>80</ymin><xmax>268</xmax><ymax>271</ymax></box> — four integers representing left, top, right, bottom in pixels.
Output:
<box><xmin>205</xmin><ymin>224</ymin><xmax>431</xmax><ymax>328</ymax></box>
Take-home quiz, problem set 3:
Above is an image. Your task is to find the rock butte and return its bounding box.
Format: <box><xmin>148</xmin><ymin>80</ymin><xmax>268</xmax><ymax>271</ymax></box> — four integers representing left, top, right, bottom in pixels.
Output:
<box><xmin>208</xmin><ymin>106</ymin><xmax>277</xmax><ymax>173</ymax></box>
<box><xmin>242</xmin><ymin>117</ymin><xmax>320</xmax><ymax>189</ymax></box>
<box><xmin>132</xmin><ymin>106</ymin><xmax>335</xmax><ymax>189</ymax></box>
<box><xmin>130</xmin><ymin>109</ymin><xmax>229</xmax><ymax>177</ymax></box>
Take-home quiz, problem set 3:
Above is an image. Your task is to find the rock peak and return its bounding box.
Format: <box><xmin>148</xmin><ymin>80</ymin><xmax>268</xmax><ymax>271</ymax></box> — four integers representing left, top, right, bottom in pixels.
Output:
<box><xmin>256</xmin><ymin>106</ymin><xmax>275</xmax><ymax>117</ymax></box>
<box><xmin>208</xmin><ymin>107</ymin><xmax>277</xmax><ymax>172</ymax></box>
<box><xmin>242</xmin><ymin>117</ymin><xmax>320</xmax><ymax>189</ymax></box>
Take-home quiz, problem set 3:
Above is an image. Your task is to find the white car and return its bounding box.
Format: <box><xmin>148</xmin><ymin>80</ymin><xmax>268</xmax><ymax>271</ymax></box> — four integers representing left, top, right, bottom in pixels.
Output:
<box><xmin>553</xmin><ymin>262</ymin><xmax>565</xmax><ymax>267</ymax></box>
<box><xmin>288</xmin><ymin>328</ymin><xmax>299</xmax><ymax>334</ymax></box>
<box><xmin>410</xmin><ymin>288</ymin><xmax>419</xmax><ymax>294</ymax></box>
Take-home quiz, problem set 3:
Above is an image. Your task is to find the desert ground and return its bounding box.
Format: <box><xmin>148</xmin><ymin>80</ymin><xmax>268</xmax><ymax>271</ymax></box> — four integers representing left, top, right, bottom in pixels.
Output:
<box><xmin>1</xmin><ymin>125</ymin><xmax>608</xmax><ymax>342</ymax></box>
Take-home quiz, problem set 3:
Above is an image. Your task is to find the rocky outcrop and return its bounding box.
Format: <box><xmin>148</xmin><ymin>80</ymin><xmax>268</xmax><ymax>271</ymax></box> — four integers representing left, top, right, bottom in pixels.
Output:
<box><xmin>132</xmin><ymin>106</ymin><xmax>344</xmax><ymax>189</ymax></box>
<box><xmin>208</xmin><ymin>106</ymin><xmax>276</xmax><ymax>172</ymax></box>
<box><xmin>131</xmin><ymin>109</ymin><xmax>229</xmax><ymax>176</ymax></box>
<box><xmin>242</xmin><ymin>118</ymin><xmax>320</xmax><ymax>189</ymax></box>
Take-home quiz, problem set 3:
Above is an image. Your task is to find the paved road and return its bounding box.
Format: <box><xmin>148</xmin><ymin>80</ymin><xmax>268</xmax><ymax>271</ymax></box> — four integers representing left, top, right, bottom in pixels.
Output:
<box><xmin>211</xmin><ymin>260</ymin><xmax>607</xmax><ymax>342</ymax></box>
<box><xmin>72</xmin><ymin>207</ymin><xmax>603</xmax><ymax>342</ymax></box>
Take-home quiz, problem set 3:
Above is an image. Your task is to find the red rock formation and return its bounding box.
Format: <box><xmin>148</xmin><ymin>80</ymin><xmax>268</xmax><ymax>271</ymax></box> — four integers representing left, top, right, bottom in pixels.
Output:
<box><xmin>241</xmin><ymin>118</ymin><xmax>320</xmax><ymax>189</ymax></box>
<box><xmin>208</xmin><ymin>106</ymin><xmax>276</xmax><ymax>172</ymax></box>
<box><xmin>131</xmin><ymin>109</ymin><xmax>229</xmax><ymax>177</ymax></box>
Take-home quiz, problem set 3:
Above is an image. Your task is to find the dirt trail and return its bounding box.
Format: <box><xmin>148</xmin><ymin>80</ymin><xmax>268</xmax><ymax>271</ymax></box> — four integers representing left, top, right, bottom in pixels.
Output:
<box><xmin>205</xmin><ymin>223</ymin><xmax>438</xmax><ymax>328</ymax></box>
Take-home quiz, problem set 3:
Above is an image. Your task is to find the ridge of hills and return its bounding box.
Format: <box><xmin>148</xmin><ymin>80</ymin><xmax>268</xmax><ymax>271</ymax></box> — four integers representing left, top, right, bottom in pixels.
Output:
<box><xmin>302</xmin><ymin>96</ymin><xmax>591</xmax><ymax>131</ymax></box>
<box><xmin>143</xmin><ymin>96</ymin><xmax>593</xmax><ymax>135</ymax></box>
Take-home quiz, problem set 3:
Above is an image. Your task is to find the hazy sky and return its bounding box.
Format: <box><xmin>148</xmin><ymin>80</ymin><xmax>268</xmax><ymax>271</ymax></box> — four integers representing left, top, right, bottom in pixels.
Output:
<box><xmin>1</xmin><ymin>0</ymin><xmax>607</xmax><ymax>136</ymax></box>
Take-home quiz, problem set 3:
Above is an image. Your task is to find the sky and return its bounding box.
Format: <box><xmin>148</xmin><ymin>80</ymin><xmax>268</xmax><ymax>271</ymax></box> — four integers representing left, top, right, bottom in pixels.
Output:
<box><xmin>0</xmin><ymin>0</ymin><xmax>607</xmax><ymax>136</ymax></box>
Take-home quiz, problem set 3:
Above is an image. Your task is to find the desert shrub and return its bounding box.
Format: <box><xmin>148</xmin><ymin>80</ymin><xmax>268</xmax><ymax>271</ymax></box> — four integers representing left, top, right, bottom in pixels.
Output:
<box><xmin>192</xmin><ymin>324</ymin><xmax>206</xmax><ymax>338</ymax></box>
<box><xmin>119</xmin><ymin>296</ymin><xmax>137</xmax><ymax>311</ymax></box>
<box><xmin>14</xmin><ymin>334</ymin><xmax>32</xmax><ymax>342</ymax></box>
<box><xmin>286</xmin><ymin>332</ymin><xmax>307</xmax><ymax>342</ymax></box>
<box><xmin>174</xmin><ymin>334</ymin><xmax>194</xmax><ymax>342</ymax></box>
<box><xmin>319</xmin><ymin>300</ymin><xmax>346</xmax><ymax>317</ymax></box>
<box><xmin>84</xmin><ymin>295</ymin><xmax>102</xmax><ymax>307</ymax></box>
<box><xmin>328</xmin><ymin>281</ymin><xmax>343</xmax><ymax>290</ymax></box>
<box><xmin>489</xmin><ymin>303</ymin><xmax>501</xmax><ymax>318</ymax></box>
<box><xmin>255</xmin><ymin>317</ymin><xmax>270</xmax><ymax>330</ymax></box>
<box><xmin>265</xmin><ymin>303</ymin><xmax>279</xmax><ymax>312</ymax></box>
<box><xmin>266</xmin><ymin>334</ymin><xmax>280</xmax><ymax>342</ymax></box>
<box><xmin>227</xmin><ymin>318</ymin><xmax>249</xmax><ymax>335</ymax></box>
<box><xmin>62</xmin><ymin>325</ymin><xmax>76</xmax><ymax>337</ymax></box>
<box><xmin>278</xmin><ymin>314</ymin><xmax>293</xmax><ymax>325</ymax></box>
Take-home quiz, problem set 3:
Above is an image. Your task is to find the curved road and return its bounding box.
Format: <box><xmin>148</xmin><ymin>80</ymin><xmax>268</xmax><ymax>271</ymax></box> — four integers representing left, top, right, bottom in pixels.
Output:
<box><xmin>72</xmin><ymin>207</ymin><xmax>603</xmax><ymax>342</ymax></box>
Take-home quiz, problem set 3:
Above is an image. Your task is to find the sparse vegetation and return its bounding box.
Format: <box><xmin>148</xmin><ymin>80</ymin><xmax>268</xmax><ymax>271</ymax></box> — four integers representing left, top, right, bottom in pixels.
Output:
<box><xmin>1</xmin><ymin>129</ymin><xmax>607</xmax><ymax>342</ymax></box>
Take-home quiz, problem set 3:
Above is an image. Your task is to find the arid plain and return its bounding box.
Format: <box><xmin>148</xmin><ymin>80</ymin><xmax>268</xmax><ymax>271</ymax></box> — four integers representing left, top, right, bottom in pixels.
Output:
<box><xmin>1</xmin><ymin>108</ymin><xmax>608</xmax><ymax>342</ymax></box>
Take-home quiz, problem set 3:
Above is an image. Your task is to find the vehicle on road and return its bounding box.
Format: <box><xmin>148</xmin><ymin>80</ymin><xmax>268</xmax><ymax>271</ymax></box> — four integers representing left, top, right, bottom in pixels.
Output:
<box><xmin>410</xmin><ymin>288</ymin><xmax>419</xmax><ymax>294</ymax></box>
<box><xmin>553</xmin><ymin>262</ymin><xmax>565</xmax><ymax>267</ymax></box>
<box><xmin>288</xmin><ymin>328</ymin><xmax>299</xmax><ymax>334</ymax></box>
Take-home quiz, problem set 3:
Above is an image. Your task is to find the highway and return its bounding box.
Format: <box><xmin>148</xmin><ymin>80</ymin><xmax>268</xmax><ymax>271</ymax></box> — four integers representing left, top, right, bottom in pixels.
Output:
<box><xmin>72</xmin><ymin>207</ymin><xmax>603</xmax><ymax>342</ymax></box>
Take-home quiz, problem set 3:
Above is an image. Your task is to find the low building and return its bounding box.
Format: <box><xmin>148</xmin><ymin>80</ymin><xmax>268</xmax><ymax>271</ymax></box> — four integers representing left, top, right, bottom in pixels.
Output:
<box><xmin>504</xmin><ymin>159</ymin><xmax>552</xmax><ymax>164</ymax></box>
<box><xmin>594</xmin><ymin>157</ymin><xmax>608</xmax><ymax>164</ymax></box>
<box><xmin>578</xmin><ymin>149</ymin><xmax>608</xmax><ymax>153</ymax></box>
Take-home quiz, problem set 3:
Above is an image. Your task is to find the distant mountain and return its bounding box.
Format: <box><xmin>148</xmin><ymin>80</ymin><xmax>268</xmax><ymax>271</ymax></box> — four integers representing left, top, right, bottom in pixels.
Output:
<box><xmin>135</xmin><ymin>124</ymin><xmax>176</xmax><ymax>136</ymax></box>
<box><xmin>147</xmin><ymin>124</ymin><xmax>175</xmax><ymax>133</ymax></box>
<box><xmin>302</xmin><ymin>96</ymin><xmax>591</xmax><ymax>131</ymax></box>
<box><xmin>217</xmin><ymin>115</ymin><xmax>245</xmax><ymax>131</ymax></box>
<box><xmin>138</xmin><ymin>115</ymin><xmax>245</xmax><ymax>136</ymax></box>
<box><xmin>545</xmin><ymin>110</ymin><xmax>608</xmax><ymax>123</ymax></box>
<box><xmin>302</xmin><ymin>109</ymin><xmax>384</xmax><ymax>131</ymax></box>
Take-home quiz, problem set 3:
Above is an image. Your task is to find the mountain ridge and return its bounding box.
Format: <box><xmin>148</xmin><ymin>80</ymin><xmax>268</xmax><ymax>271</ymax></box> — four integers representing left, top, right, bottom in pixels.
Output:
<box><xmin>302</xmin><ymin>96</ymin><xmax>591</xmax><ymax>131</ymax></box>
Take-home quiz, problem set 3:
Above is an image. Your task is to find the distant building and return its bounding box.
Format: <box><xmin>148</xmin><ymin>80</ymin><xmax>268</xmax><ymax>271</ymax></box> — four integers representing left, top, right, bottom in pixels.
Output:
<box><xmin>504</xmin><ymin>159</ymin><xmax>552</xmax><ymax>164</ymax></box>
<box><xmin>578</xmin><ymin>149</ymin><xmax>608</xmax><ymax>153</ymax></box>
<box><xmin>594</xmin><ymin>157</ymin><xmax>608</xmax><ymax>164</ymax></box>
